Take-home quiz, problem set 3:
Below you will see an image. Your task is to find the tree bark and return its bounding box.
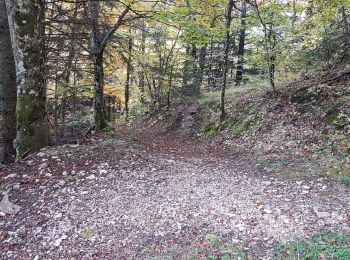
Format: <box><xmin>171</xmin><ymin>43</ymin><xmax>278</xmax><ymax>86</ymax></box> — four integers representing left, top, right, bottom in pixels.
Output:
<box><xmin>125</xmin><ymin>35</ymin><xmax>133</xmax><ymax>121</ymax></box>
<box><xmin>90</xmin><ymin>0</ymin><xmax>107</xmax><ymax>130</ymax></box>
<box><xmin>235</xmin><ymin>0</ymin><xmax>247</xmax><ymax>85</ymax></box>
<box><xmin>5</xmin><ymin>0</ymin><xmax>48</xmax><ymax>159</ymax></box>
<box><xmin>220</xmin><ymin>0</ymin><xmax>235</xmax><ymax>120</ymax></box>
<box><xmin>194</xmin><ymin>46</ymin><xmax>207</xmax><ymax>89</ymax></box>
<box><xmin>0</xmin><ymin>0</ymin><xmax>16</xmax><ymax>164</ymax></box>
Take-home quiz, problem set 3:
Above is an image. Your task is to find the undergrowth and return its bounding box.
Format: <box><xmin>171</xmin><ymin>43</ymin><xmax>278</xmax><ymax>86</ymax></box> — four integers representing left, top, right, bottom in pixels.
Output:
<box><xmin>275</xmin><ymin>232</ymin><xmax>350</xmax><ymax>260</ymax></box>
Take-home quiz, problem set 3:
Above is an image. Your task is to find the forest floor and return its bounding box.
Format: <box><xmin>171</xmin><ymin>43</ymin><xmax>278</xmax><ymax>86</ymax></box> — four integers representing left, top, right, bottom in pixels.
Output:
<box><xmin>1</xmin><ymin>121</ymin><xmax>350</xmax><ymax>259</ymax></box>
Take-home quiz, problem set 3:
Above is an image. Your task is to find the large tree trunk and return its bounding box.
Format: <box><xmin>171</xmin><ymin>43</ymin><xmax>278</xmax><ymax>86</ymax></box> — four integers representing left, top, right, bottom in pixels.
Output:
<box><xmin>93</xmin><ymin>51</ymin><xmax>107</xmax><ymax>129</ymax></box>
<box><xmin>220</xmin><ymin>0</ymin><xmax>234</xmax><ymax>120</ymax></box>
<box><xmin>0</xmin><ymin>0</ymin><xmax>16</xmax><ymax>164</ymax></box>
<box><xmin>235</xmin><ymin>0</ymin><xmax>247</xmax><ymax>85</ymax></box>
<box><xmin>90</xmin><ymin>0</ymin><xmax>107</xmax><ymax>130</ymax></box>
<box><xmin>6</xmin><ymin>0</ymin><xmax>48</xmax><ymax>159</ymax></box>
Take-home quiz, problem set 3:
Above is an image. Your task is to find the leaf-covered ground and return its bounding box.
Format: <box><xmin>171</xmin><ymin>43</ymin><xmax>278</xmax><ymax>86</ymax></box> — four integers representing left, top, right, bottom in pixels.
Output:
<box><xmin>1</xmin><ymin>125</ymin><xmax>349</xmax><ymax>259</ymax></box>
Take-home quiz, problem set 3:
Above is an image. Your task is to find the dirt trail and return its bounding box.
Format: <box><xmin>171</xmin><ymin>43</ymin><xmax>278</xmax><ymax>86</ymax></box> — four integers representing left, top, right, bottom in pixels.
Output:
<box><xmin>0</xmin><ymin>127</ymin><xmax>349</xmax><ymax>259</ymax></box>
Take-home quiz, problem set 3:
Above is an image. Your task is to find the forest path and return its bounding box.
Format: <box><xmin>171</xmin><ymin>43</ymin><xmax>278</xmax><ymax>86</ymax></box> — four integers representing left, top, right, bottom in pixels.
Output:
<box><xmin>0</xmin><ymin>126</ymin><xmax>350</xmax><ymax>259</ymax></box>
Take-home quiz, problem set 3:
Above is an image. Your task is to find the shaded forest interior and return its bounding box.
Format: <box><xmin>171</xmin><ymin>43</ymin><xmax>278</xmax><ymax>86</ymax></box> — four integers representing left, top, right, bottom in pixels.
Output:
<box><xmin>1</xmin><ymin>0</ymin><xmax>350</xmax><ymax>258</ymax></box>
<box><xmin>1</xmin><ymin>0</ymin><xmax>349</xmax><ymax>162</ymax></box>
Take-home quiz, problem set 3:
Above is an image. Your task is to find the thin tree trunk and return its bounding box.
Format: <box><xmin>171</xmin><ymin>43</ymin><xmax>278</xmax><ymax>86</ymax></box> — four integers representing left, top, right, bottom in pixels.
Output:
<box><xmin>220</xmin><ymin>0</ymin><xmax>234</xmax><ymax>120</ymax></box>
<box><xmin>6</xmin><ymin>0</ymin><xmax>48</xmax><ymax>159</ymax></box>
<box><xmin>235</xmin><ymin>0</ymin><xmax>247</xmax><ymax>85</ymax></box>
<box><xmin>139</xmin><ymin>24</ymin><xmax>146</xmax><ymax>104</ymax></box>
<box><xmin>125</xmin><ymin>35</ymin><xmax>133</xmax><ymax>121</ymax></box>
<box><xmin>0</xmin><ymin>0</ymin><xmax>16</xmax><ymax>164</ymax></box>
<box><xmin>195</xmin><ymin>46</ymin><xmax>207</xmax><ymax>89</ymax></box>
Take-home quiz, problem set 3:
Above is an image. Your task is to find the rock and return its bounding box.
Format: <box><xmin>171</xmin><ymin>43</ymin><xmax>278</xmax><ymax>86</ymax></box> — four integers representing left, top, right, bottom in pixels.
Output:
<box><xmin>54</xmin><ymin>235</ymin><xmax>67</xmax><ymax>247</ymax></box>
<box><xmin>87</xmin><ymin>174</ymin><xmax>96</xmax><ymax>180</ymax></box>
<box><xmin>0</xmin><ymin>193</ymin><xmax>21</xmax><ymax>214</ymax></box>
<box><xmin>296</xmin><ymin>181</ymin><xmax>303</xmax><ymax>185</ymax></box>
<box><xmin>54</xmin><ymin>237</ymin><xmax>63</xmax><ymax>247</ymax></box>
<box><xmin>331</xmin><ymin>212</ymin><xmax>344</xmax><ymax>221</ymax></box>
<box><xmin>235</xmin><ymin>224</ymin><xmax>246</xmax><ymax>232</ymax></box>
<box><xmin>58</xmin><ymin>180</ymin><xmax>65</xmax><ymax>186</ymax></box>
<box><xmin>0</xmin><ymin>211</ymin><xmax>5</xmax><ymax>217</ymax></box>
<box><xmin>314</xmin><ymin>209</ymin><xmax>331</xmax><ymax>219</ymax></box>
<box><xmin>37</xmin><ymin>152</ymin><xmax>45</xmax><ymax>157</ymax></box>
<box><xmin>33</xmin><ymin>255</ymin><xmax>40</xmax><ymax>260</ymax></box>
<box><xmin>13</xmin><ymin>184</ymin><xmax>20</xmax><ymax>190</ymax></box>
<box><xmin>62</xmin><ymin>171</ymin><xmax>68</xmax><ymax>176</ymax></box>
<box><xmin>262</xmin><ymin>181</ymin><xmax>272</xmax><ymax>186</ymax></box>
<box><xmin>54</xmin><ymin>213</ymin><xmax>62</xmax><ymax>219</ymax></box>
<box><xmin>263</xmin><ymin>209</ymin><xmax>272</xmax><ymax>214</ymax></box>
<box><xmin>99</xmin><ymin>169</ymin><xmax>107</xmax><ymax>174</ymax></box>
<box><xmin>4</xmin><ymin>173</ymin><xmax>17</xmax><ymax>179</ymax></box>
<box><xmin>45</xmin><ymin>173</ymin><xmax>52</xmax><ymax>177</ymax></box>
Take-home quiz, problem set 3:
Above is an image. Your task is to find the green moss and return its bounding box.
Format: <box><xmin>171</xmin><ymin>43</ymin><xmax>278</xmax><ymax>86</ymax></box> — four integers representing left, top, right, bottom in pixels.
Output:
<box><xmin>340</xmin><ymin>176</ymin><xmax>350</xmax><ymax>186</ymax></box>
<box><xmin>275</xmin><ymin>232</ymin><xmax>350</xmax><ymax>259</ymax></box>
<box><xmin>204</xmin><ymin>120</ymin><xmax>230</xmax><ymax>137</ymax></box>
<box><xmin>232</xmin><ymin>119</ymin><xmax>253</xmax><ymax>135</ymax></box>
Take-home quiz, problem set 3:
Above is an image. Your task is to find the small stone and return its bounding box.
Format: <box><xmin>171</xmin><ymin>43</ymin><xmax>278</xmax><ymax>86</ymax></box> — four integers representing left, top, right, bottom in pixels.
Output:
<box><xmin>54</xmin><ymin>235</ymin><xmax>67</xmax><ymax>247</ymax></box>
<box><xmin>62</xmin><ymin>171</ymin><xmax>68</xmax><ymax>176</ymax></box>
<box><xmin>4</xmin><ymin>173</ymin><xmax>17</xmax><ymax>179</ymax></box>
<box><xmin>296</xmin><ymin>181</ymin><xmax>303</xmax><ymax>185</ymax></box>
<box><xmin>33</xmin><ymin>255</ymin><xmax>39</xmax><ymax>260</ymax></box>
<box><xmin>13</xmin><ymin>184</ymin><xmax>20</xmax><ymax>190</ymax></box>
<box><xmin>263</xmin><ymin>209</ymin><xmax>272</xmax><ymax>214</ymax></box>
<box><xmin>235</xmin><ymin>224</ymin><xmax>246</xmax><ymax>232</ymax></box>
<box><xmin>54</xmin><ymin>213</ymin><xmax>62</xmax><ymax>219</ymax></box>
<box><xmin>45</xmin><ymin>173</ymin><xmax>52</xmax><ymax>177</ymax></box>
<box><xmin>282</xmin><ymin>217</ymin><xmax>290</xmax><ymax>224</ymax></box>
<box><xmin>262</xmin><ymin>181</ymin><xmax>272</xmax><ymax>186</ymax></box>
<box><xmin>37</xmin><ymin>152</ymin><xmax>45</xmax><ymax>157</ymax></box>
<box><xmin>331</xmin><ymin>212</ymin><xmax>344</xmax><ymax>221</ymax></box>
<box><xmin>99</xmin><ymin>169</ymin><xmax>107</xmax><ymax>174</ymax></box>
<box><xmin>54</xmin><ymin>237</ymin><xmax>63</xmax><ymax>247</ymax></box>
<box><xmin>302</xmin><ymin>190</ymin><xmax>309</xmax><ymax>194</ymax></box>
<box><xmin>314</xmin><ymin>209</ymin><xmax>330</xmax><ymax>219</ymax></box>
<box><xmin>87</xmin><ymin>174</ymin><xmax>96</xmax><ymax>180</ymax></box>
<box><xmin>0</xmin><ymin>194</ymin><xmax>21</xmax><ymax>215</ymax></box>
<box><xmin>58</xmin><ymin>180</ymin><xmax>65</xmax><ymax>186</ymax></box>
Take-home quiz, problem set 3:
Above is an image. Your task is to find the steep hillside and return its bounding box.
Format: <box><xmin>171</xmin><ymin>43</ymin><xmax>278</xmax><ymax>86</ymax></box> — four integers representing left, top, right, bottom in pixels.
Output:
<box><xmin>197</xmin><ymin>78</ymin><xmax>350</xmax><ymax>181</ymax></box>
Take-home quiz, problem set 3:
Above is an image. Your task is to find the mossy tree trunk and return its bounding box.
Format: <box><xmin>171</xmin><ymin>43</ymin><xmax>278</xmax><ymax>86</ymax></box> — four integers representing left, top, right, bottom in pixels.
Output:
<box><xmin>5</xmin><ymin>0</ymin><xmax>48</xmax><ymax>159</ymax></box>
<box><xmin>0</xmin><ymin>0</ymin><xmax>16</xmax><ymax>164</ymax></box>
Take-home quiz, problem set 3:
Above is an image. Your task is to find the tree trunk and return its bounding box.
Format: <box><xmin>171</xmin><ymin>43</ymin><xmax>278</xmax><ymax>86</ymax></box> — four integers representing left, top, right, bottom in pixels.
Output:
<box><xmin>139</xmin><ymin>24</ymin><xmax>146</xmax><ymax>104</ymax></box>
<box><xmin>0</xmin><ymin>0</ymin><xmax>16</xmax><ymax>164</ymax></box>
<box><xmin>235</xmin><ymin>0</ymin><xmax>247</xmax><ymax>85</ymax></box>
<box><xmin>220</xmin><ymin>0</ymin><xmax>234</xmax><ymax>120</ymax></box>
<box><xmin>93</xmin><ymin>51</ymin><xmax>107</xmax><ymax>129</ymax></box>
<box><xmin>125</xmin><ymin>36</ymin><xmax>133</xmax><ymax>121</ymax></box>
<box><xmin>195</xmin><ymin>46</ymin><xmax>207</xmax><ymax>89</ymax></box>
<box><xmin>6</xmin><ymin>0</ymin><xmax>48</xmax><ymax>159</ymax></box>
<box><xmin>90</xmin><ymin>0</ymin><xmax>107</xmax><ymax>130</ymax></box>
